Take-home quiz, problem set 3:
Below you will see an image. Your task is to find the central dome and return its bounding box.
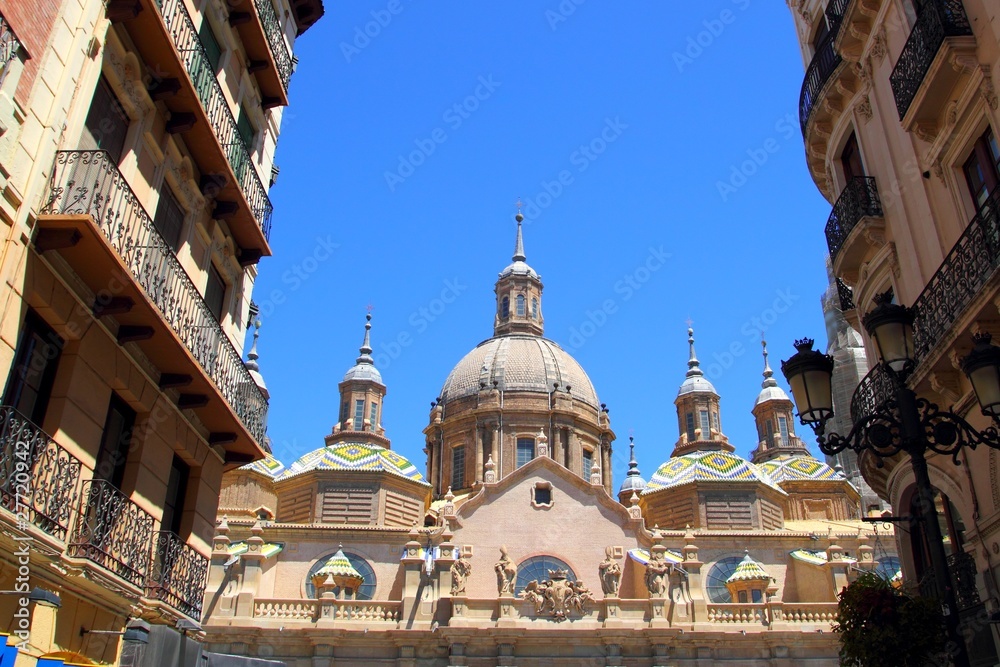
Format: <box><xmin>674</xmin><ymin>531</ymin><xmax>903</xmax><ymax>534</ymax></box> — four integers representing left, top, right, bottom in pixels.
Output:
<box><xmin>440</xmin><ymin>335</ymin><xmax>599</xmax><ymax>408</ymax></box>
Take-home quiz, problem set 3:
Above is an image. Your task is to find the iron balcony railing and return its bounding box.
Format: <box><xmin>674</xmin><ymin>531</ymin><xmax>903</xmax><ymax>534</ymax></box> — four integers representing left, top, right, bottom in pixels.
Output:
<box><xmin>824</xmin><ymin>0</ymin><xmax>850</xmax><ymax>38</ymax></box>
<box><xmin>911</xmin><ymin>184</ymin><xmax>1000</xmax><ymax>361</ymax></box>
<box><xmin>825</xmin><ymin>177</ymin><xmax>883</xmax><ymax>263</ymax></box>
<box><xmin>41</xmin><ymin>150</ymin><xmax>269</xmax><ymax>446</ymax></box>
<box><xmin>0</xmin><ymin>10</ymin><xmax>22</xmax><ymax>74</ymax></box>
<box><xmin>69</xmin><ymin>479</ymin><xmax>155</xmax><ymax>588</ymax></box>
<box><xmin>836</xmin><ymin>277</ymin><xmax>856</xmax><ymax>312</ymax></box>
<box><xmin>850</xmin><ymin>363</ymin><xmax>895</xmax><ymax>425</ymax></box>
<box><xmin>154</xmin><ymin>0</ymin><xmax>273</xmax><ymax>239</ymax></box>
<box><xmin>146</xmin><ymin>530</ymin><xmax>210</xmax><ymax>620</ymax></box>
<box><xmin>0</xmin><ymin>406</ymin><xmax>83</xmax><ymax>542</ymax></box>
<box><xmin>799</xmin><ymin>30</ymin><xmax>843</xmax><ymax>136</ymax></box>
<box><xmin>889</xmin><ymin>0</ymin><xmax>973</xmax><ymax>120</ymax></box>
<box><xmin>253</xmin><ymin>0</ymin><xmax>293</xmax><ymax>92</ymax></box>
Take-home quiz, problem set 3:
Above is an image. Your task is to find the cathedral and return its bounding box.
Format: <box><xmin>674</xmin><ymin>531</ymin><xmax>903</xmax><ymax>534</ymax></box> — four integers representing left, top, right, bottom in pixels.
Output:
<box><xmin>202</xmin><ymin>215</ymin><xmax>896</xmax><ymax>666</ymax></box>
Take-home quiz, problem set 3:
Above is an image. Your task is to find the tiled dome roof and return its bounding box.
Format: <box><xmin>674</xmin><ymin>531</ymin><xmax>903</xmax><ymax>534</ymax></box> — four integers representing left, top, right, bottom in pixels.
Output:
<box><xmin>645</xmin><ymin>450</ymin><xmax>785</xmax><ymax>494</ymax></box>
<box><xmin>727</xmin><ymin>552</ymin><xmax>772</xmax><ymax>583</ymax></box>
<box><xmin>241</xmin><ymin>454</ymin><xmax>285</xmax><ymax>479</ymax></box>
<box><xmin>440</xmin><ymin>335</ymin><xmax>599</xmax><ymax>408</ymax></box>
<box><xmin>757</xmin><ymin>455</ymin><xmax>844</xmax><ymax>482</ymax></box>
<box><xmin>278</xmin><ymin>442</ymin><xmax>427</xmax><ymax>484</ymax></box>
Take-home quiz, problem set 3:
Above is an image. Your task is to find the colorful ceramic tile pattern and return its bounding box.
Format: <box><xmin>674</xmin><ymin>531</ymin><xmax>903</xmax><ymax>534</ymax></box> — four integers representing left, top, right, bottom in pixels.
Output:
<box><xmin>278</xmin><ymin>442</ymin><xmax>427</xmax><ymax>483</ymax></box>
<box><xmin>758</xmin><ymin>456</ymin><xmax>843</xmax><ymax>482</ymax></box>
<box><xmin>727</xmin><ymin>552</ymin><xmax>772</xmax><ymax>583</ymax></box>
<box><xmin>241</xmin><ymin>454</ymin><xmax>286</xmax><ymax>478</ymax></box>
<box><xmin>644</xmin><ymin>451</ymin><xmax>785</xmax><ymax>494</ymax></box>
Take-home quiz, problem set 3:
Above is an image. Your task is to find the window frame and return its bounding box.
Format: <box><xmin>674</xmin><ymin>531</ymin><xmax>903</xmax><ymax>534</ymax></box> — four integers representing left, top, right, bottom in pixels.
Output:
<box><xmin>516</xmin><ymin>437</ymin><xmax>535</xmax><ymax>468</ymax></box>
<box><xmin>94</xmin><ymin>393</ymin><xmax>137</xmax><ymax>491</ymax></box>
<box><xmin>2</xmin><ymin>310</ymin><xmax>64</xmax><ymax>426</ymax></box>
<box><xmin>582</xmin><ymin>449</ymin><xmax>593</xmax><ymax>478</ymax></box>
<box><xmin>451</xmin><ymin>445</ymin><xmax>466</xmax><ymax>490</ymax></box>
<box><xmin>353</xmin><ymin>399</ymin><xmax>365</xmax><ymax>430</ymax></box>
<box><xmin>205</xmin><ymin>263</ymin><xmax>227</xmax><ymax>322</ymax></box>
<box><xmin>152</xmin><ymin>185</ymin><xmax>186</xmax><ymax>252</ymax></box>
<box><xmin>83</xmin><ymin>75</ymin><xmax>130</xmax><ymax>164</ymax></box>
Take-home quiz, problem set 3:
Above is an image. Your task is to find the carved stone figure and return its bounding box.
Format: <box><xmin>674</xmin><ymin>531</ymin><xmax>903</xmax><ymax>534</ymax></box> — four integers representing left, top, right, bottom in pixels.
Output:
<box><xmin>598</xmin><ymin>546</ymin><xmax>622</xmax><ymax>596</ymax></box>
<box><xmin>518</xmin><ymin>569</ymin><xmax>592</xmax><ymax>621</ymax></box>
<box><xmin>494</xmin><ymin>546</ymin><xmax>516</xmax><ymax>595</ymax></box>
<box><xmin>450</xmin><ymin>553</ymin><xmax>472</xmax><ymax>596</ymax></box>
<box><xmin>644</xmin><ymin>552</ymin><xmax>670</xmax><ymax>597</ymax></box>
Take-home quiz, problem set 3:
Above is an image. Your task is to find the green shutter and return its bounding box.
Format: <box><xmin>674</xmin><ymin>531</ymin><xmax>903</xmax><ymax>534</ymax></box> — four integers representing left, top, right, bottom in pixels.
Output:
<box><xmin>199</xmin><ymin>20</ymin><xmax>222</xmax><ymax>72</ymax></box>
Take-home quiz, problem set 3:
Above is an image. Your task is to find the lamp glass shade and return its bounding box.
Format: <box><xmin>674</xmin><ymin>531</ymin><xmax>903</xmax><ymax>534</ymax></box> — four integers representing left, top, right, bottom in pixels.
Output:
<box><xmin>869</xmin><ymin>319</ymin><xmax>914</xmax><ymax>373</ymax></box>
<box><xmin>962</xmin><ymin>334</ymin><xmax>1000</xmax><ymax>418</ymax></box>
<box><xmin>788</xmin><ymin>368</ymin><xmax>834</xmax><ymax>425</ymax></box>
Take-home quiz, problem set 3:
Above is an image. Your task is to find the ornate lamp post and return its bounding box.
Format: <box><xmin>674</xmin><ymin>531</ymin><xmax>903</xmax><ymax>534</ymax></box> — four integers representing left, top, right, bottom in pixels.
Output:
<box><xmin>781</xmin><ymin>293</ymin><xmax>1000</xmax><ymax>667</ymax></box>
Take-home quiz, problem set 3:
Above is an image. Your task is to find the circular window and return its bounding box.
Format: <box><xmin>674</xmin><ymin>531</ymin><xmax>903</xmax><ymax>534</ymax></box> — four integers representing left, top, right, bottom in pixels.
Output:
<box><xmin>305</xmin><ymin>552</ymin><xmax>376</xmax><ymax>600</ymax></box>
<box><xmin>875</xmin><ymin>556</ymin><xmax>901</xmax><ymax>582</ymax></box>
<box><xmin>705</xmin><ymin>556</ymin><xmax>744</xmax><ymax>603</ymax></box>
<box><xmin>515</xmin><ymin>556</ymin><xmax>575</xmax><ymax>596</ymax></box>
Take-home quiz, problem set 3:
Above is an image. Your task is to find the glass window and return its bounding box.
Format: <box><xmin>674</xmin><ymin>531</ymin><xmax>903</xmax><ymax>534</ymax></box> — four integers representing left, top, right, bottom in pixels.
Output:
<box><xmin>516</xmin><ymin>438</ymin><xmax>535</xmax><ymax>468</ymax></box>
<box><xmin>751</xmin><ymin>589</ymin><xmax>763</xmax><ymax>603</ymax></box>
<box><xmin>712</xmin><ymin>411</ymin><xmax>719</xmax><ymax>431</ymax></box>
<box><xmin>531</xmin><ymin>298</ymin><xmax>538</xmax><ymax>319</ymax></box>
<box><xmin>501</xmin><ymin>297</ymin><xmax>509</xmax><ymax>318</ymax></box>
<box><xmin>534</xmin><ymin>486</ymin><xmax>551</xmax><ymax>505</ymax></box>
<box><xmin>199</xmin><ymin>19</ymin><xmax>223</xmax><ymax>72</ymax></box>
<box><xmin>161</xmin><ymin>455</ymin><xmax>190</xmax><ymax>537</ymax></box>
<box><xmin>369</xmin><ymin>402</ymin><xmax>378</xmax><ymax>428</ymax></box>
<box><xmin>699</xmin><ymin>410</ymin><xmax>710</xmax><ymax>437</ymax></box>
<box><xmin>94</xmin><ymin>394</ymin><xmax>136</xmax><ymax>491</ymax></box>
<box><xmin>340</xmin><ymin>401</ymin><xmax>348</xmax><ymax>423</ymax></box>
<box><xmin>778</xmin><ymin>416</ymin><xmax>790</xmax><ymax>444</ymax></box>
<box><xmin>153</xmin><ymin>186</ymin><xmax>185</xmax><ymax>251</ymax></box>
<box><xmin>685</xmin><ymin>413</ymin><xmax>696</xmax><ymax>441</ymax></box>
<box><xmin>2</xmin><ymin>310</ymin><xmax>63</xmax><ymax>425</ymax></box>
<box><xmin>738</xmin><ymin>590</ymin><xmax>748</xmax><ymax>603</ymax></box>
<box><xmin>582</xmin><ymin>450</ymin><xmax>592</xmax><ymax>478</ymax></box>
<box><xmin>705</xmin><ymin>556</ymin><xmax>744</xmax><ymax>603</ymax></box>
<box><xmin>305</xmin><ymin>552</ymin><xmax>376</xmax><ymax>600</ymax></box>
<box><xmin>516</xmin><ymin>294</ymin><xmax>525</xmax><ymax>316</ymax></box>
<box><xmin>964</xmin><ymin>128</ymin><xmax>1000</xmax><ymax>209</ymax></box>
<box><xmin>515</xmin><ymin>555</ymin><xmax>575</xmax><ymax>596</ymax></box>
<box><xmin>354</xmin><ymin>399</ymin><xmax>364</xmax><ymax>430</ymax></box>
<box><xmin>205</xmin><ymin>264</ymin><xmax>227</xmax><ymax>322</ymax></box>
<box><xmin>840</xmin><ymin>132</ymin><xmax>865</xmax><ymax>181</ymax></box>
<box><xmin>766</xmin><ymin>420</ymin><xmax>775</xmax><ymax>447</ymax></box>
<box><xmin>451</xmin><ymin>446</ymin><xmax>465</xmax><ymax>490</ymax></box>
<box><xmin>82</xmin><ymin>76</ymin><xmax>130</xmax><ymax>164</ymax></box>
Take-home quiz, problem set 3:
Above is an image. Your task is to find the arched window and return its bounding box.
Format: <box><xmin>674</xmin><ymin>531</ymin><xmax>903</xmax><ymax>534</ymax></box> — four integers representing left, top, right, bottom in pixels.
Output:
<box><xmin>705</xmin><ymin>556</ymin><xmax>744</xmax><ymax>603</ymax></box>
<box><xmin>515</xmin><ymin>555</ymin><xmax>575</xmax><ymax>595</ymax></box>
<box><xmin>305</xmin><ymin>552</ymin><xmax>376</xmax><ymax>600</ymax></box>
<box><xmin>501</xmin><ymin>297</ymin><xmax>509</xmax><ymax>318</ymax></box>
<box><xmin>531</xmin><ymin>298</ymin><xmax>538</xmax><ymax>319</ymax></box>
<box><xmin>516</xmin><ymin>294</ymin><xmax>526</xmax><ymax>316</ymax></box>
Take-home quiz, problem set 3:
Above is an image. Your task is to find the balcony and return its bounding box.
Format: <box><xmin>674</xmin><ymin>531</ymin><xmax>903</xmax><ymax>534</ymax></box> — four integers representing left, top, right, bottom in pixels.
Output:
<box><xmin>836</xmin><ymin>277</ymin><xmax>856</xmax><ymax>312</ymax></box>
<box><xmin>889</xmin><ymin>0</ymin><xmax>974</xmax><ymax>126</ymax></box>
<box><xmin>850</xmin><ymin>363</ymin><xmax>894</xmax><ymax>425</ymax></box>
<box><xmin>112</xmin><ymin>0</ymin><xmax>273</xmax><ymax>256</ymax></box>
<box><xmin>911</xmin><ymin>184</ymin><xmax>1000</xmax><ymax>362</ymax></box>
<box><xmin>799</xmin><ymin>31</ymin><xmax>844</xmax><ymax>137</ymax></box>
<box><xmin>146</xmin><ymin>530</ymin><xmax>210</xmax><ymax>620</ymax></box>
<box><xmin>0</xmin><ymin>406</ymin><xmax>83</xmax><ymax>542</ymax></box>
<box><xmin>38</xmin><ymin>150</ymin><xmax>268</xmax><ymax>461</ymax></box>
<box><xmin>229</xmin><ymin>0</ymin><xmax>293</xmax><ymax>105</ymax></box>
<box><xmin>827</xmin><ymin>0</ymin><xmax>885</xmax><ymax>61</ymax></box>
<box><xmin>825</xmin><ymin>176</ymin><xmax>884</xmax><ymax>274</ymax></box>
<box><xmin>68</xmin><ymin>479</ymin><xmax>156</xmax><ymax>589</ymax></box>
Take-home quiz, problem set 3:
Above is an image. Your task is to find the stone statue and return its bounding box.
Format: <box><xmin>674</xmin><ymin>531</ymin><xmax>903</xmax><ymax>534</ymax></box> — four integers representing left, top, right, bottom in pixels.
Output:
<box><xmin>519</xmin><ymin>570</ymin><xmax>592</xmax><ymax>621</ymax></box>
<box><xmin>644</xmin><ymin>552</ymin><xmax>670</xmax><ymax>597</ymax></box>
<box><xmin>598</xmin><ymin>546</ymin><xmax>622</xmax><ymax>596</ymax></box>
<box><xmin>450</xmin><ymin>553</ymin><xmax>472</xmax><ymax>596</ymax></box>
<box><xmin>494</xmin><ymin>546</ymin><xmax>516</xmax><ymax>595</ymax></box>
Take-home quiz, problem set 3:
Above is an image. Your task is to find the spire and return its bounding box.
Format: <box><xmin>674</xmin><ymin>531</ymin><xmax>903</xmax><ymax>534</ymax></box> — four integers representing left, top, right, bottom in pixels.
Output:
<box><xmin>761</xmin><ymin>340</ymin><xmax>777</xmax><ymax>389</ymax></box>
<box><xmin>512</xmin><ymin>210</ymin><xmax>526</xmax><ymax>262</ymax></box>
<box><xmin>246</xmin><ymin>318</ymin><xmax>261</xmax><ymax>372</ymax></box>
<box><xmin>685</xmin><ymin>327</ymin><xmax>703</xmax><ymax>378</ymax></box>
<box><xmin>618</xmin><ymin>434</ymin><xmax>647</xmax><ymax>497</ymax></box>
<box><xmin>626</xmin><ymin>436</ymin><xmax>641</xmax><ymax>479</ymax></box>
<box><xmin>356</xmin><ymin>313</ymin><xmax>374</xmax><ymax>366</ymax></box>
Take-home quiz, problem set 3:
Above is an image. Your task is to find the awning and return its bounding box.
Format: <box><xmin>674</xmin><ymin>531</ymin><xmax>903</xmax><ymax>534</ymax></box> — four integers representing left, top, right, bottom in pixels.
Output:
<box><xmin>789</xmin><ymin>549</ymin><xmax>857</xmax><ymax>565</ymax></box>
<box><xmin>627</xmin><ymin>548</ymin><xmax>684</xmax><ymax>566</ymax></box>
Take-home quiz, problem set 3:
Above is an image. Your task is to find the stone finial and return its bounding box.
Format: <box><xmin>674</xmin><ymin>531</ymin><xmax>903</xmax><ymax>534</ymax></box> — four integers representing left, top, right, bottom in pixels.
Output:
<box><xmin>628</xmin><ymin>492</ymin><xmax>642</xmax><ymax>520</ymax></box>
<box><xmin>484</xmin><ymin>454</ymin><xmax>497</xmax><ymax>484</ymax></box>
<box><xmin>590</xmin><ymin>459</ymin><xmax>602</xmax><ymax>486</ymax></box>
<box><xmin>443</xmin><ymin>487</ymin><xmax>456</xmax><ymax>518</ymax></box>
<box><xmin>536</xmin><ymin>428</ymin><xmax>549</xmax><ymax>457</ymax></box>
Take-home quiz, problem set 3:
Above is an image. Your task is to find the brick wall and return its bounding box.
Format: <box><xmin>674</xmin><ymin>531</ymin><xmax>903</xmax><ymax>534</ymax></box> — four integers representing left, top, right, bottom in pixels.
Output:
<box><xmin>0</xmin><ymin>0</ymin><xmax>62</xmax><ymax>105</ymax></box>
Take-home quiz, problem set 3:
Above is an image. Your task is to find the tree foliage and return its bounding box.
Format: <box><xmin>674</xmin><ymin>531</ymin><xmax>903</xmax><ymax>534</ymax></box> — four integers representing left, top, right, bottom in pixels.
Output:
<box><xmin>833</xmin><ymin>571</ymin><xmax>945</xmax><ymax>666</ymax></box>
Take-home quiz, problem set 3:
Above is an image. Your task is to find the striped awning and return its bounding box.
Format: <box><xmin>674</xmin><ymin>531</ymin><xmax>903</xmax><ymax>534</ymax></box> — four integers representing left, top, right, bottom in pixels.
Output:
<box><xmin>627</xmin><ymin>548</ymin><xmax>684</xmax><ymax>566</ymax></box>
<box><xmin>789</xmin><ymin>549</ymin><xmax>857</xmax><ymax>565</ymax></box>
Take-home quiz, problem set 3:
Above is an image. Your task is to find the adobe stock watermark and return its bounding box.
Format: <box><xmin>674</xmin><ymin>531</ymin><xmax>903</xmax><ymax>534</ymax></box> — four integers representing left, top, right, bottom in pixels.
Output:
<box><xmin>565</xmin><ymin>245</ymin><xmax>671</xmax><ymax>351</ymax></box>
<box><xmin>520</xmin><ymin>117</ymin><xmax>628</xmax><ymax>223</ymax></box>
<box><xmin>704</xmin><ymin>288</ymin><xmax>800</xmax><ymax>379</ymax></box>
<box><xmin>545</xmin><ymin>0</ymin><xmax>587</xmax><ymax>30</ymax></box>
<box><xmin>384</xmin><ymin>76</ymin><xmax>502</xmax><ymax>192</ymax></box>
<box><xmin>373</xmin><ymin>278</ymin><xmax>468</xmax><ymax>370</ymax></box>
<box><xmin>716</xmin><ymin>113</ymin><xmax>797</xmax><ymax>202</ymax></box>
<box><xmin>8</xmin><ymin>433</ymin><xmax>34</xmax><ymax>650</ymax></box>
<box><xmin>255</xmin><ymin>235</ymin><xmax>340</xmax><ymax>318</ymax></box>
<box><xmin>673</xmin><ymin>0</ymin><xmax>752</xmax><ymax>73</ymax></box>
<box><xmin>340</xmin><ymin>0</ymin><xmax>411</xmax><ymax>63</ymax></box>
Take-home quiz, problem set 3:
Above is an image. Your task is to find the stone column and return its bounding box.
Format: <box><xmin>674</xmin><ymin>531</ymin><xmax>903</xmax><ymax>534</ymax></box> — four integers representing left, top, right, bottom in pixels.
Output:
<box><xmin>552</xmin><ymin>423</ymin><xmax>565</xmax><ymax>467</ymax></box>
<box><xmin>601</xmin><ymin>442</ymin><xmax>612</xmax><ymax>495</ymax></box>
<box><xmin>825</xmin><ymin>535</ymin><xmax>851</xmax><ymax>593</ymax></box>
<box><xmin>567</xmin><ymin>430</ymin><xmax>581</xmax><ymax>480</ymax></box>
<box><xmin>475</xmin><ymin>424</ymin><xmax>484</xmax><ymax>484</ymax></box>
<box><xmin>206</xmin><ymin>517</ymin><xmax>232</xmax><ymax>605</ymax></box>
<box><xmin>235</xmin><ymin>520</ymin><xmax>266</xmax><ymax>617</ymax></box>
<box><xmin>493</xmin><ymin>425</ymin><xmax>501</xmax><ymax>480</ymax></box>
<box><xmin>682</xmin><ymin>527</ymin><xmax>706</xmax><ymax>623</ymax></box>
<box><xmin>400</xmin><ymin>528</ymin><xmax>432</xmax><ymax>629</ymax></box>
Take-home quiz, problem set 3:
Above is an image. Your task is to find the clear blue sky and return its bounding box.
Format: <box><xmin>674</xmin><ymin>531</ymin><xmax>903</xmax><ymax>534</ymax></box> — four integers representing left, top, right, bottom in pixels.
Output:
<box><xmin>251</xmin><ymin>1</ymin><xmax>835</xmax><ymax>486</ymax></box>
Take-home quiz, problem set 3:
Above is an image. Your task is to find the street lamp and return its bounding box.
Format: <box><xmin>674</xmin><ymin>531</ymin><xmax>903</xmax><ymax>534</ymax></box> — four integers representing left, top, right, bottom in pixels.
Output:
<box><xmin>781</xmin><ymin>292</ymin><xmax>1000</xmax><ymax>667</ymax></box>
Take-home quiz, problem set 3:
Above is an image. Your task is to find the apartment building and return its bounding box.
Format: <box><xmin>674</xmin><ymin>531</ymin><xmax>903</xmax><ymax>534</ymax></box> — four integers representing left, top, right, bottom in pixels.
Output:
<box><xmin>0</xmin><ymin>0</ymin><xmax>321</xmax><ymax>663</ymax></box>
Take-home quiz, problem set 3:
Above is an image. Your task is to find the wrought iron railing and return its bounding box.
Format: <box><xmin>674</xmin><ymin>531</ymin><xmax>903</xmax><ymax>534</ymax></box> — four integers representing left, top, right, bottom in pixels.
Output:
<box><xmin>824</xmin><ymin>0</ymin><xmax>850</xmax><ymax>39</ymax></box>
<box><xmin>253</xmin><ymin>0</ymin><xmax>292</xmax><ymax>92</ymax></box>
<box><xmin>146</xmin><ymin>531</ymin><xmax>210</xmax><ymax>620</ymax></box>
<box><xmin>837</xmin><ymin>277</ymin><xmax>856</xmax><ymax>312</ymax></box>
<box><xmin>911</xmin><ymin>185</ymin><xmax>1000</xmax><ymax>361</ymax></box>
<box><xmin>826</xmin><ymin>177</ymin><xmax>883</xmax><ymax>262</ymax></box>
<box><xmin>69</xmin><ymin>479</ymin><xmax>155</xmax><ymax>588</ymax></box>
<box><xmin>889</xmin><ymin>0</ymin><xmax>972</xmax><ymax>120</ymax></box>
<box><xmin>41</xmin><ymin>150</ymin><xmax>269</xmax><ymax>446</ymax></box>
<box><xmin>947</xmin><ymin>551</ymin><xmax>981</xmax><ymax>611</ymax></box>
<box><xmin>153</xmin><ymin>0</ymin><xmax>273</xmax><ymax>238</ymax></box>
<box><xmin>0</xmin><ymin>11</ymin><xmax>22</xmax><ymax>74</ymax></box>
<box><xmin>799</xmin><ymin>30</ymin><xmax>843</xmax><ymax>136</ymax></box>
<box><xmin>0</xmin><ymin>406</ymin><xmax>83</xmax><ymax>541</ymax></box>
<box><xmin>850</xmin><ymin>363</ymin><xmax>895</xmax><ymax>425</ymax></box>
